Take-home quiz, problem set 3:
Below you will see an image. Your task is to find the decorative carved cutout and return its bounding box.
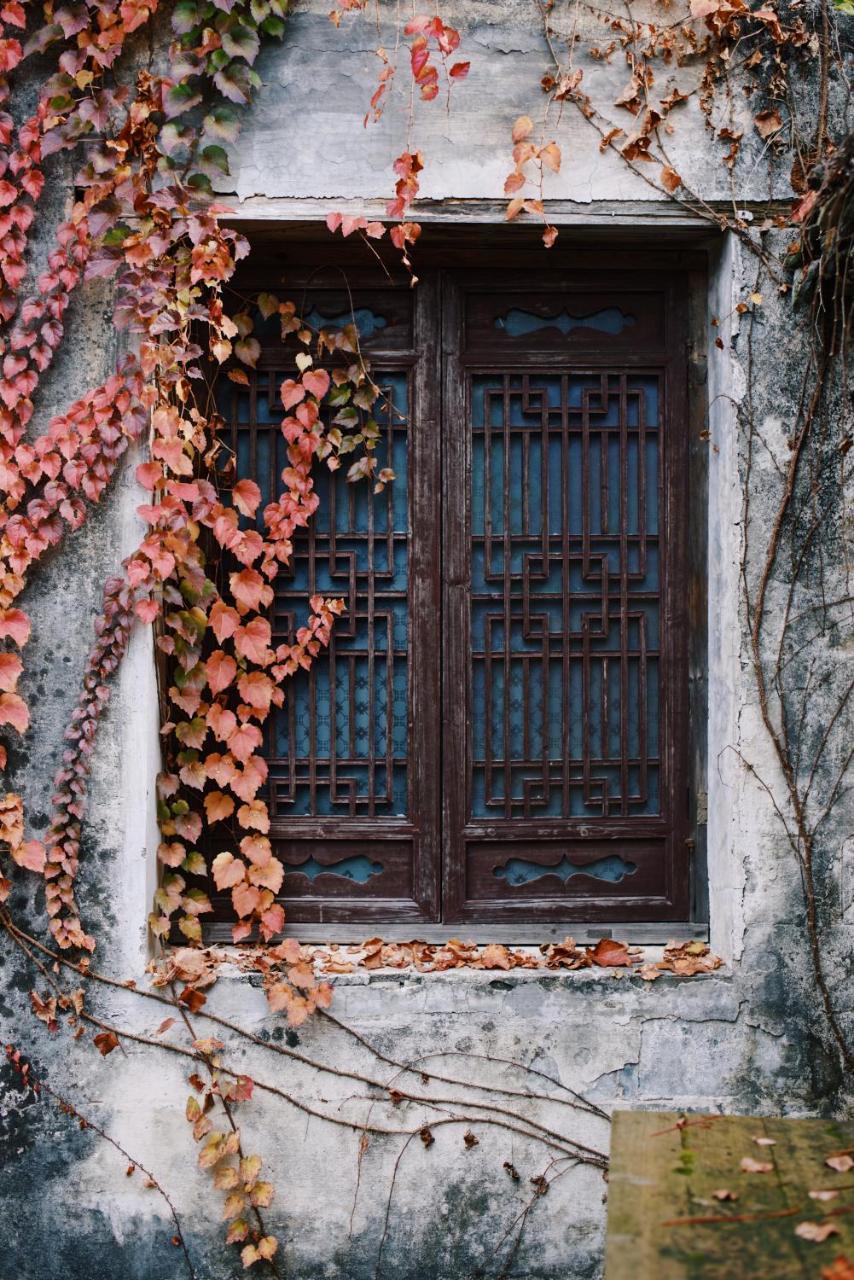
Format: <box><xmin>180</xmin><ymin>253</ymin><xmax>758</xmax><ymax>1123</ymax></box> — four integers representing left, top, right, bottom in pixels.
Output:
<box><xmin>289</xmin><ymin>854</ymin><xmax>385</xmax><ymax>883</ymax></box>
<box><xmin>493</xmin><ymin>853</ymin><xmax>638</xmax><ymax>886</ymax></box>
<box><xmin>470</xmin><ymin>371</ymin><xmax>661</xmax><ymax>821</ymax></box>
<box><xmin>304</xmin><ymin>307</ymin><xmax>388</xmax><ymax>338</ymax></box>
<box><xmin>495</xmin><ymin>307</ymin><xmax>636</xmax><ymax>339</ymax></box>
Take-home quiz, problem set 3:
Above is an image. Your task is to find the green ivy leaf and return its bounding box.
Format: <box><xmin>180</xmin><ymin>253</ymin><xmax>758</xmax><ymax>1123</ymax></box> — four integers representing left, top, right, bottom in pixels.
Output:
<box><xmin>206</xmin><ymin>47</ymin><xmax>230</xmax><ymax>72</ymax></box>
<box><xmin>201</xmin><ymin>143</ymin><xmax>230</xmax><ymax>173</ymax></box>
<box><xmin>187</xmin><ymin>172</ymin><xmax>214</xmax><ymax>194</ymax></box>
<box><xmin>172</xmin><ymin>0</ymin><xmax>201</xmax><ymax>34</ymax></box>
<box><xmin>163</xmin><ymin>82</ymin><xmax>203</xmax><ymax>120</ymax></box>
<box><xmin>213</xmin><ymin>61</ymin><xmax>260</xmax><ymax>105</ymax></box>
<box><xmin>203</xmin><ymin>103</ymin><xmax>241</xmax><ymax>141</ymax></box>
<box><xmin>221</xmin><ymin>22</ymin><xmax>260</xmax><ymax>63</ymax></box>
<box><xmin>260</xmin><ymin>14</ymin><xmax>285</xmax><ymax>37</ymax></box>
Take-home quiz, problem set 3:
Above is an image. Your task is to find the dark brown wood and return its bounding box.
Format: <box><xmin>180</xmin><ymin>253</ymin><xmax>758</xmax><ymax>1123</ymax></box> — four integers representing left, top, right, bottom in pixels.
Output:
<box><xmin>203</xmin><ymin>279</ymin><xmax>442</xmax><ymax>925</ymax></box>
<box><xmin>198</xmin><ymin>247</ymin><xmax>702</xmax><ymax>932</ymax></box>
<box><xmin>441</xmin><ymin>270</ymin><xmax>692</xmax><ymax>924</ymax></box>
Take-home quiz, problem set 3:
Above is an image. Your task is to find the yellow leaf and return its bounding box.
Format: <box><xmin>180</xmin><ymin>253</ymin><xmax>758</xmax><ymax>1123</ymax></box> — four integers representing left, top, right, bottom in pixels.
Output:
<box><xmin>512</xmin><ymin>115</ymin><xmax>533</xmax><ymax>143</ymax></box>
<box><xmin>258</xmin><ymin>1237</ymin><xmax>278</xmax><ymax>1261</ymax></box>
<box><xmin>250</xmin><ymin>1181</ymin><xmax>274</xmax><ymax>1208</ymax></box>
<box><xmin>222</xmin><ymin>1190</ymin><xmax>246</xmax><ymax>1220</ymax></box>
<box><xmin>240</xmin><ymin>1154</ymin><xmax>262</xmax><ymax>1187</ymax></box>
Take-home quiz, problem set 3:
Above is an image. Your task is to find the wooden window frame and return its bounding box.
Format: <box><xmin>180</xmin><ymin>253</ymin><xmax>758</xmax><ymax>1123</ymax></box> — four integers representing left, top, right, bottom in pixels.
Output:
<box><xmin>199</xmin><ymin>234</ymin><xmax>709</xmax><ymax>944</ymax></box>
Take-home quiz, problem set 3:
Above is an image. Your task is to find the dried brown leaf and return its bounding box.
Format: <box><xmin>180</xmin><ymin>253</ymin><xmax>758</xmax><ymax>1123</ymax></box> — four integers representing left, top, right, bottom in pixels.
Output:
<box><xmin>795</xmin><ymin>1222</ymin><xmax>841</xmax><ymax>1243</ymax></box>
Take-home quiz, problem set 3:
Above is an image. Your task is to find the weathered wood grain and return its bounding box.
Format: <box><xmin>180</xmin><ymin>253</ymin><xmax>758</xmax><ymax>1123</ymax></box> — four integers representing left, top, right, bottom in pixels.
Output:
<box><xmin>605</xmin><ymin>1110</ymin><xmax>854</xmax><ymax>1280</ymax></box>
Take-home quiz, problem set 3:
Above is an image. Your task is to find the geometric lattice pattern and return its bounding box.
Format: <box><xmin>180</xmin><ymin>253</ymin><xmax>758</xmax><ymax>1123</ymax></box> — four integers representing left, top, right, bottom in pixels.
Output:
<box><xmin>469</xmin><ymin>371</ymin><xmax>661</xmax><ymax>820</ymax></box>
<box><xmin>219</xmin><ymin>368</ymin><xmax>410</xmax><ymax>818</ymax></box>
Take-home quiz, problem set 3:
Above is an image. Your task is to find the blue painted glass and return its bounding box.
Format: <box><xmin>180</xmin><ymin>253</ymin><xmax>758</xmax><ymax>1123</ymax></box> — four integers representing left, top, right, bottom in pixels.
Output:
<box><xmin>495</xmin><ymin>308</ymin><xmax>636</xmax><ymax>338</ymax></box>
<box><xmin>493</xmin><ymin>853</ymin><xmax>638</xmax><ymax>886</ymax></box>
<box><xmin>224</xmin><ymin>370</ymin><xmax>410</xmax><ymax>818</ymax></box>
<box><xmin>470</xmin><ymin>372</ymin><xmax>661</xmax><ymax>821</ymax></box>
<box><xmin>289</xmin><ymin>854</ymin><xmax>384</xmax><ymax>883</ymax></box>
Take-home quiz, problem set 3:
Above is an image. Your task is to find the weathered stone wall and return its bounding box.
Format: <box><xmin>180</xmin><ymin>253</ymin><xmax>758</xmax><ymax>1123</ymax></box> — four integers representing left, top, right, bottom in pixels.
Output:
<box><xmin>0</xmin><ymin>2</ymin><xmax>851</xmax><ymax>1278</ymax></box>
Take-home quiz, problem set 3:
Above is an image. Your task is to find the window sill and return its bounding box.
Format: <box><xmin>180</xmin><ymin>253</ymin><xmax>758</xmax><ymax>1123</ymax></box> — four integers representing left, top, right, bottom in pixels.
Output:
<box><xmin>203</xmin><ymin>920</ymin><xmax>709</xmax><ymax>947</ymax></box>
<box><xmin>204</xmin><ymin>954</ymin><xmax>730</xmax><ymax>988</ymax></box>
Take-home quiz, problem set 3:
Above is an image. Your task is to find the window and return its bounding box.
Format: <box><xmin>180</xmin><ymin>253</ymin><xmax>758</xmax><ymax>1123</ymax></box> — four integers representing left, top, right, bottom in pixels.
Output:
<box><xmin>205</xmin><ymin>250</ymin><xmax>700</xmax><ymax>933</ymax></box>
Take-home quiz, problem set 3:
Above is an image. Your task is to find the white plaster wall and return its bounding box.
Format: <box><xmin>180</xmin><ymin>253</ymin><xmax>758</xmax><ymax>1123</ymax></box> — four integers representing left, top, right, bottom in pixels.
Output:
<box><xmin>222</xmin><ymin>0</ymin><xmax>799</xmax><ymax>213</ymax></box>
<box><xmin>3</xmin><ymin>7</ymin><xmax>852</xmax><ymax>1278</ymax></box>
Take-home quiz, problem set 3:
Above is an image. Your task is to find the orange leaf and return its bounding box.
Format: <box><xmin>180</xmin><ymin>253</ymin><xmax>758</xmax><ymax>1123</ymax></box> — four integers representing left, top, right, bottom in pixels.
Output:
<box><xmin>0</xmin><ymin>692</ymin><xmax>28</xmax><ymax>733</ymax></box>
<box><xmin>240</xmin><ymin>833</ymin><xmax>272</xmax><ymax>865</ymax></box>
<box><xmin>228</xmin><ymin>722</ymin><xmax>263</xmax><ymax>764</ymax></box>
<box><xmin>540</xmin><ymin>142</ymin><xmax>561</xmax><ymax>172</ymax></box>
<box><xmin>248</xmin><ymin>858</ymin><xmax>284</xmax><ymax>894</ymax></box>
<box><xmin>280</xmin><ymin>378</ymin><xmax>305</xmax><ymax>410</ymax></box>
<box><xmin>237</xmin><ymin>799</ymin><xmax>270</xmax><ymax>832</ymax></box>
<box><xmin>660</xmin><ymin>166</ymin><xmax>682</xmax><ymax>193</ymax></box>
<box><xmin>157</xmin><ymin>841</ymin><xmax>186</xmax><ymax>867</ymax></box>
<box><xmin>210</xmin><ymin>601</ymin><xmax>240</xmax><ymax>643</ymax></box>
<box><xmin>232</xmin><ymin>479</ymin><xmax>261</xmax><ymax>518</ymax></box>
<box><xmin>302</xmin><ymin>369</ymin><xmax>330</xmax><ymax>399</ymax></box>
<box><xmin>211</xmin><ymin>851</ymin><xmax>246</xmax><ymax>890</ymax></box>
<box><xmin>0</xmin><ymin>609</ymin><xmax>30</xmax><ymax>646</ymax></box>
<box><xmin>206</xmin><ymin>651</ymin><xmax>237</xmax><ymax>695</ymax></box>
<box><xmin>11</xmin><ymin>839</ymin><xmax>45</xmax><ymax>873</ymax></box>
<box><xmin>229</xmin><ymin>569</ymin><xmax>268</xmax><ymax>612</ymax></box>
<box><xmin>0</xmin><ymin>651</ymin><xmax>22</xmax><ymax>692</ymax></box>
<box><xmin>587</xmin><ymin>938</ymin><xmax>634</xmax><ymax>967</ymax></box>
<box><xmin>233</xmin><ymin>617</ymin><xmax>272</xmax><ymax>663</ymax></box>
<box><xmin>204</xmin><ymin>791</ymin><xmax>235</xmax><ymax>824</ymax></box>
<box><xmin>237</xmin><ymin>671</ymin><xmax>274</xmax><ymax>712</ymax></box>
<box><xmin>232</xmin><ymin>880</ymin><xmax>261</xmax><ymax>917</ymax></box>
<box><xmin>94</xmin><ymin>1030</ymin><xmax>119</xmax><ymax>1056</ymax></box>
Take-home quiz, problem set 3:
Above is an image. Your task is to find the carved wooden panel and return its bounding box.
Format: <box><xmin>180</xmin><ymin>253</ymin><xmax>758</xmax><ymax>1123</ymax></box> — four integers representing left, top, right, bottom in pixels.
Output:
<box><xmin>442</xmin><ymin>274</ymin><xmax>691</xmax><ymax>924</ymax></box>
<box><xmin>202</xmin><ymin>264</ymin><xmax>693</xmax><ymax>930</ymax></box>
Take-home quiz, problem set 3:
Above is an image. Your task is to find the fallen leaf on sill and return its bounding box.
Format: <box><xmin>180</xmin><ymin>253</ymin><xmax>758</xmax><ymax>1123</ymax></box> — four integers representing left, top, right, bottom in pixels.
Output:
<box><xmin>712</xmin><ymin>1188</ymin><xmax>738</xmax><ymax>1201</ymax></box>
<box><xmin>639</xmin><ymin>964</ymin><xmax>663</xmax><ymax>981</ymax></box>
<box><xmin>740</xmin><ymin>1157</ymin><xmax>774</xmax><ymax>1173</ymax></box>
<box><xmin>479</xmin><ymin>943</ymin><xmax>514</xmax><ymax>970</ymax></box>
<box><xmin>810</xmin><ymin>1190</ymin><xmax>839</xmax><ymax>1201</ymax></box>
<box><xmin>542</xmin><ymin>937</ymin><xmax>590</xmax><ymax>970</ymax></box>
<box><xmin>656</xmin><ymin>940</ymin><xmax>723</xmax><ymax>976</ymax></box>
<box><xmin>826</xmin><ymin>1155</ymin><xmax>854</xmax><ymax>1173</ymax></box>
<box><xmin>586</xmin><ymin>938</ymin><xmax>635</xmax><ymax>967</ymax></box>
<box><xmin>795</xmin><ymin>1221</ymin><xmax>841</xmax><ymax>1243</ymax></box>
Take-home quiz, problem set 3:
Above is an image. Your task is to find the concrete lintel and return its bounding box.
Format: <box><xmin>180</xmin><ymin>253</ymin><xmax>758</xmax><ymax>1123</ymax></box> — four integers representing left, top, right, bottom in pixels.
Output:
<box><xmin>219</xmin><ymin>195</ymin><xmax>787</xmax><ymax>228</ymax></box>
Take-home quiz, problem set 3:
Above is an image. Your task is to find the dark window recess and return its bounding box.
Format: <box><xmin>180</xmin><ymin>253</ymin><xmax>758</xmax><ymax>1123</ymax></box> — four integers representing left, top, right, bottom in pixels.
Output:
<box><xmin>198</xmin><ymin>264</ymin><xmax>695</xmax><ymax>928</ymax></box>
